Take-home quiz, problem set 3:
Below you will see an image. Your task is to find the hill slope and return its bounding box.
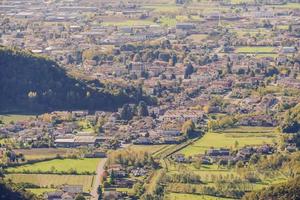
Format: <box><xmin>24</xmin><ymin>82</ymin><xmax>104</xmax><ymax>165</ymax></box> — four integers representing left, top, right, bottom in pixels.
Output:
<box><xmin>0</xmin><ymin>47</ymin><xmax>139</xmax><ymax>113</ymax></box>
<box><xmin>242</xmin><ymin>176</ymin><xmax>300</xmax><ymax>200</ymax></box>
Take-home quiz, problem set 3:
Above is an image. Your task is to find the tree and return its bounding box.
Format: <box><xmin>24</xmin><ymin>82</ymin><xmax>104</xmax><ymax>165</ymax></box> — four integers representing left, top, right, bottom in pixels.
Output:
<box><xmin>120</xmin><ymin>104</ymin><xmax>133</xmax><ymax>121</ymax></box>
<box><xmin>97</xmin><ymin>185</ymin><xmax>103</xmax><ymax>200</ymax></box>
<box><xmin>184</xmin><ymin>63</ymin><xmax>194</xmax><ymax>79</ymax></box>
<box><xmin>138</xmin><ymin>101</ymin><xmax>149</xmax><ymax>117</ymax></box>
<box><xmin>75</xmin><ymin>195</ymin><xmax>86</xmax><ymax>200</ymax></box>
<box><xmin>181</xmin><ymin>120</ymin><xmax>196</xmax><ymax>138</ymax></box>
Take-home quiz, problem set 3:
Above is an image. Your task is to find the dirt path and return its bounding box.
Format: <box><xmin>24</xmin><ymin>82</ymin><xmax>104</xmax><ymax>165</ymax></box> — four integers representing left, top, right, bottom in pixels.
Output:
<box><xmin>91</xmin><ymin>158</ymin><xmax>107</xmax><ymax>200</ymax></box>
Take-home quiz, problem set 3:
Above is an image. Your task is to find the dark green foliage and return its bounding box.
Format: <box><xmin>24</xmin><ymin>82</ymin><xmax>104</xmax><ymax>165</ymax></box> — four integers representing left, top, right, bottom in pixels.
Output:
<box><xmin>281</xmin><ymin>103</ymin><xmax>300</xmax><ymax>133</ymax></box>
<box><xmin>0</xmin><ymin>179</ymin><xmax>40</xmax><ymax>200</ymax></box>
<box><xmin>242</xmin><ymin>176</ymin><xmax>300</xmax><ymax>200</ymax></box>
<box><xmin>184</xmin><ymin>63</ymin><xmax>194</xmax><ymax>79</ymax></box>
<box><xmin>97</xmin><ymin>185</ymin><xmax>102</xmax><ymax>200</ymax></box>
<box><xmin>138</xmin><ymin>101</ymin><xmax>149</xmax><ymax>117</ymax></box>
<box><xmin>120</xmin><ymin>104</ymin><xmax>133</xmax><ymax>120</ymax></box>
<box><xmin>0</xmin><ymin>47</ymin><xmax>148</xmax><ymax>113</ymax></box>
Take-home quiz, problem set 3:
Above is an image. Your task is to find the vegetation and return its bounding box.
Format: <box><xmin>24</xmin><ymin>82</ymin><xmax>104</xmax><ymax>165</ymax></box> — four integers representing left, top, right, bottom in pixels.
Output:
<box><xmin>280</xmin><ymin>103</ymin><xmax>300</xmax><ymax>133</ymax></box>
<box><xmin>5</xmin><ymin>174</ymin><xmax>94</xmax><ymax>192</ymax></box>
<box><xmin>0</xmin><ymin>47</ymin><xmax>151</xmax><ymax>113</ymax></box>
<box><xmin>0</xmin><ymin>179</ymin><xmax>41</xmax><ymax>200</ymax></box>
<box><xmin>6</xmin><ymin>158</ymin><xmax>99</xmax><ymax>174</ymax></box>
<box><xmin>180</xmin><ymin>126</ymin><xmax>277</xmax><ymax>156</ymax></box>
<box><xmin>243</xmin><ymin>176</ymin><xmax>300</xmax><ymax>200</ymax></box>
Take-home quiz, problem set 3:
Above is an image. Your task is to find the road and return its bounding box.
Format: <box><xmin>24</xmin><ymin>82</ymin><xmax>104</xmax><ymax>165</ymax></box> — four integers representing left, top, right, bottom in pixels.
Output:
<box><xmin>91</xmin><ymin>158</ymin><xmax>107</xmax><ymax>200</ymax></box>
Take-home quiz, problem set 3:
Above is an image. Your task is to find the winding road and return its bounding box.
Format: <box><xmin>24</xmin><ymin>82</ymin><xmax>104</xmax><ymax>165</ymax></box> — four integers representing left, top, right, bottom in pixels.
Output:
<box><xmin>91</xmin><ymin>158</ymin><xmax>107</xmax><ymax>200</ymax></box>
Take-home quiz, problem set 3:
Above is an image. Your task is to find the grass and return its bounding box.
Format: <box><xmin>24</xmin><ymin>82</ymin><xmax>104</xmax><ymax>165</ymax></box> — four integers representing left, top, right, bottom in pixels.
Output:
<box><xmin>187</xmin><ymin>34</ymin><xmax>208</xmax><ymax>43</ymax></box>
<box><xmin>127</xmin><ymin>144</ymin><xmax>169</xmax><ymax>155</ymax></box>
<box><xmin>26</xmin><ymin>188</ymin><xmax>56</xmax><ymax>196</ymax></box>
<box><xmin>0</xmin><ymin>114</ymin><xmax>35</xmax><ymax>124</ymax></box>
<box><xmin>180</xmin><ymin>126</ymin><xmax>277</xmax><ymax>157</ymax></box>
<box><xmin>269</xmin><ymin>3</ymin><xmax>300</xmax><ymax>9</ymax></box>
<box><xmin>143</xmin><ymin>4</ymin><xmax>181</xmax><ymax>14</ymax></box>
<box><xmin>13</xmin><ymin>148</ymin><xmax>78</xmax><ymax>160</ymax></box>
<box><xmin>167</xmin><ymin>192</ymin><xmax>236</xmax><ymax>200</ymax></box>
<box><xmin>102</xmin><ymin>20</ymin><xmax>155</xmax><ymax>27</ymax></box>
<box><xmin>235</xmin><ymin>46</ymin><xmax>276</xmax><ymax>54</ymax></box>
<box><xmin>6</xmin><ymin>174</ymin><xmax>94</xmax><ymax>192</ymax></box>
<box><xmin>7</xmin><ymin>158</ymin><xmax>100</xmax><ymax>174</ymax></box>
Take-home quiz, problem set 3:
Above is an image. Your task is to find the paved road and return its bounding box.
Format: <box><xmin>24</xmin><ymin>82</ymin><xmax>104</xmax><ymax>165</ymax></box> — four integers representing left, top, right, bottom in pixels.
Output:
<box><xmin>91</xmin><ymin>158</ymin><xmax>107</xmax><ymax>200</ymax></box>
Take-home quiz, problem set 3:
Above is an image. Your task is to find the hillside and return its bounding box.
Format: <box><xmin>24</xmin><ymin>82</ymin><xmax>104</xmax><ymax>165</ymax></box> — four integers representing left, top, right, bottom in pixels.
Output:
<box><xmin>0</xmin><ymin>179</ymin><xmax>39</xmax><ymax>200</ymax></box>
<box><xmin>0</xmin><ymin>47</ymin><xmax>143</xmax><ymax>113</ymax></box>
<box><xmin>242</xmin><ymin>176</ymin><xmax>300</xmax><ymax>200</ymax></box>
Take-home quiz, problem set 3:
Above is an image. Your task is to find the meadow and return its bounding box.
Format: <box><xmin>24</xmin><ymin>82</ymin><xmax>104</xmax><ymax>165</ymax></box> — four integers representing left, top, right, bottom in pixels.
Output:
<box><xmin>6</xmin><ymin>174</ymin><xmax>94</xmax><ymax>192</ymax></box>
<box><xmin>235</xmin><ymin>46</ymin><xmax>276</xmax><ymax>54</ymax></box>
<box><xmin>0</xmin><ymin>114</ymin><xmax>35</xmax><ymax>124</ymax></box>
<box><xmin>13</xmin><ymin>148</ymin><xmax>78</xmax><ymax>160</ymax></box>
<box><xmin>7</xmin><ymin>158</ymin><xmax>100</xmax><ymax>174</ymax></box>
<box><xmin>26</xmin><ymin>188</ymin><xmax>56</xmax><ymax>196</ymax></box>
<box><xmin>127</xmin><ymin>144</ymin><xmax>170</xmax><ymax>155</ymax></box>
<box><xmin>102</xmin><ymin>19</ymin><xmax>155</xmax><ymax>27</ymax></box>
<box><xmin>166</xmin><ymin>193</ymin><xmax>236</xmax><ymax>200</ymax></box>
<box><xmin>180</xmin><ymin>126</ymin><xmax>277</xmax><ymax>157</ymax></box>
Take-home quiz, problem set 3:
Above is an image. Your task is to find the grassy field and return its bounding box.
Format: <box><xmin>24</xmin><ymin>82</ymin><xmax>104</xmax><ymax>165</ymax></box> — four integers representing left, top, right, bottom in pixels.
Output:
<box><xmin>102</xmin><ymin>19</ymin><xmax>155</xmax><ymax>27</ymax></box>
<box><xmin>13</xmin><ymin>148</ymin><xmax>78</xmax><ymax>160</ymax></box>
<box><xmin>6</xmin><ymin>174</ymin><xmax>94</xmax><ymax>192</ymax></box>
<box><xmin>26</xmin><ymin>188</ymin><xmax>56</xmax><ymax>196</ymax></box>
<box><xmin>127</xmin><ymin>144</ymin><xmax>169</xmax><ymax>155</ymax></box>
<box><xmin>167</xmin><ymin>192</ymin><xmax>236</xmax><ymax>200</ymax></box>
<box><xmin>187</xmin><ymin>34</ymin><xmax>208</xmax><ymax>43</ymax></box>
<box><xmin>0</xmin><ymin>114</ymin><xmax>35</xmax><ymax>124</ymax></box>
<box><xmin>235</xmin><ymin>46</ymin><xmax>276</xmax><ymax>54</ymax></box>
<box><xmin>269</xmin><ymin>3</ymin><xmax>300</xmax><ymax>9</ymax></box>
<box><xmin>180</xmin><ymin>126</ymin><xmax>277</xmax><ymax>157</ymax></box>
<box><xmin>7</xmin><ymin>158</ymin><xmax>100</xmax><ymax>174</ymax></box>
<box><xmin>143</xmin><ymin>4</ymin><xmax>181</xmax><ymax>14</ymax></box>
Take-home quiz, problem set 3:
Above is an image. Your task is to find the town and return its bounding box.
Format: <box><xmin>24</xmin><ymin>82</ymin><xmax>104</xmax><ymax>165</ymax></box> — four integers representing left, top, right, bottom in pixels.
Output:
<box><xmin>0</xmin><ymin>0</ymin><xmax>300</xmax><ymax>200</ymax></box>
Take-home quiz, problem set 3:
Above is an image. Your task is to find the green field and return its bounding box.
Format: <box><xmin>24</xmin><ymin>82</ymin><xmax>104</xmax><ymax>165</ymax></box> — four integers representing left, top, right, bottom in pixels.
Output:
<box><xmin>6</xmin><ymin>174</ymin><xmax>94</xmax><ymax>192</ymax></box>
<box><xmin>127</xmin><ymin>144</ymin><xmax>169</xmax><ymax>155</ymax></box>
<box><xmin>14</xmin><ymin>148</ymin><xmax>78</xmax><ymax>160</ymax></box>
<box><xmin>0</xmin><ymin>114</ymin><xmax>35</xmax><ymax>124</ymax></box>
<box><xmin>143</xmin><ymin>4</ymin><xmax>181</xmax><ymax>13</ymax></box>
<box><xmin>235</xmin><ymin>46</ymin><xmax>276</xmax><ymax>54</ymax></box>
<box><xmin>167</xmin><ymin>193</ymin><xmax>235</xmax><ymax>200</ymax></box>
<box><xmin>180</xmin><ymin>126</ymin><xmax>277</xmax><ymax>157</ymax></box>
<box><xmin>102</xmin><ymin>20</ymin><xmax>155</xmax><ymax>27</ymax></box>
<box><xmin>7</xmin><ymin>158</ymin><xmax>100</xmax><ymax>174</ymax></box>
<box><xmin>26</xmin><ymin>188</ymin><xmax>56</xmax><ymax>196</ymax></box>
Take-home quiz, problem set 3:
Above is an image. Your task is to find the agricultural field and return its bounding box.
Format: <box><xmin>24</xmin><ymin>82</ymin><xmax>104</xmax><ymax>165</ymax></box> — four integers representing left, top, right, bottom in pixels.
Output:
<box><xmin>26</xmin><ymin>188</ymin><xmax>56</xmax><ymax>196</ymax></box>
<box><xmin>7</xmin><ymin>158</ymin><xmax>100</xmax><ymax>174</ymax></box>
<box><xmin>13</xmin><ymin>148</ymin><xmax>78</xmax><ymax>160</ymax></box>
<box><xmin>166</xmin><ymin>193</ymin><xmax>236</xmax><ymax>200</ymax></box>
<box><xmin>187</xmin><ymin>34</ymin><xmax>208</xmax><ymax>44</ymax></box>
<box><xmin>143</xmin><ymin>4</ymin><xmax>181</xmax><ymax>14</ymax></box>
<box><xmin>235</xmin><ymin>46</ymin><xmax>276</xmax><ymax>54</ymax></box>
<box><xmin>102</xmin><ymin>19</ymin><xmax>155</xmax><ymax>27</ymax></box>
<box><xmin>6</xmin><ymin>174</ymin><xmax>94</xmax><ymax>192</ymax></box>
<box><xmin>127</xmin><ymin>144</ymin><xmax>169</xmax><ymax>155</ymax></box>
<box><xmin>180</xmin><ymin>126</ymin><xmax>278</xmax><ymax>157</ymax></box>
<box><xmin>0</xmin><ymin>114</ymin><xmax>35</xmax><ymax>124</ymax></box>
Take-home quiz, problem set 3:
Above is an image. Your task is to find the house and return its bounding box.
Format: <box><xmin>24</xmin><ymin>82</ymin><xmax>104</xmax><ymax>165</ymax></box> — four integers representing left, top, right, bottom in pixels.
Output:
<box><xmin>133</xmin><ymin>137</ymin><xmax>153</xmax><ymax>145</ymax></box>
<box><xmin>281</xmin><ymin>47</ymin><xmax>297</xmax><ymax>54</ymax></box>
<box><xmin>114</xmin><ymin>178</ymin><xmax>134</xmax><ymax>188</ymax></box>
<box><xmin>207</xmin><ymin>148</ymin><xmax>230</xmax><ymax>157</ymax></box>
<box><xmin>44</xmin><ymin>191</ymin><xmax>64</xmax><ymax>200</ymax></box>
<box><xmin>61</xmin><ymin>185</ymin><xmax>83</xmax><ymax>194</ymax></box>
<box><xmin>172</xmin><ymin>153</ymin><xmax>188</xmax><ymax>163</ymax></box>
<box><xmin>103</xmin><ymin>191</ymin><xmax>122</xmax><ymax>200</ymax></box>
<box><xmin>176</xmin><ymin>23</ymin><xmax>196</xmax><ymax>30</ymax></box>
<box><xmin>131</xmin><ymin>167</ymin><xmax>148</xmax><ymax>176</ymax></box>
